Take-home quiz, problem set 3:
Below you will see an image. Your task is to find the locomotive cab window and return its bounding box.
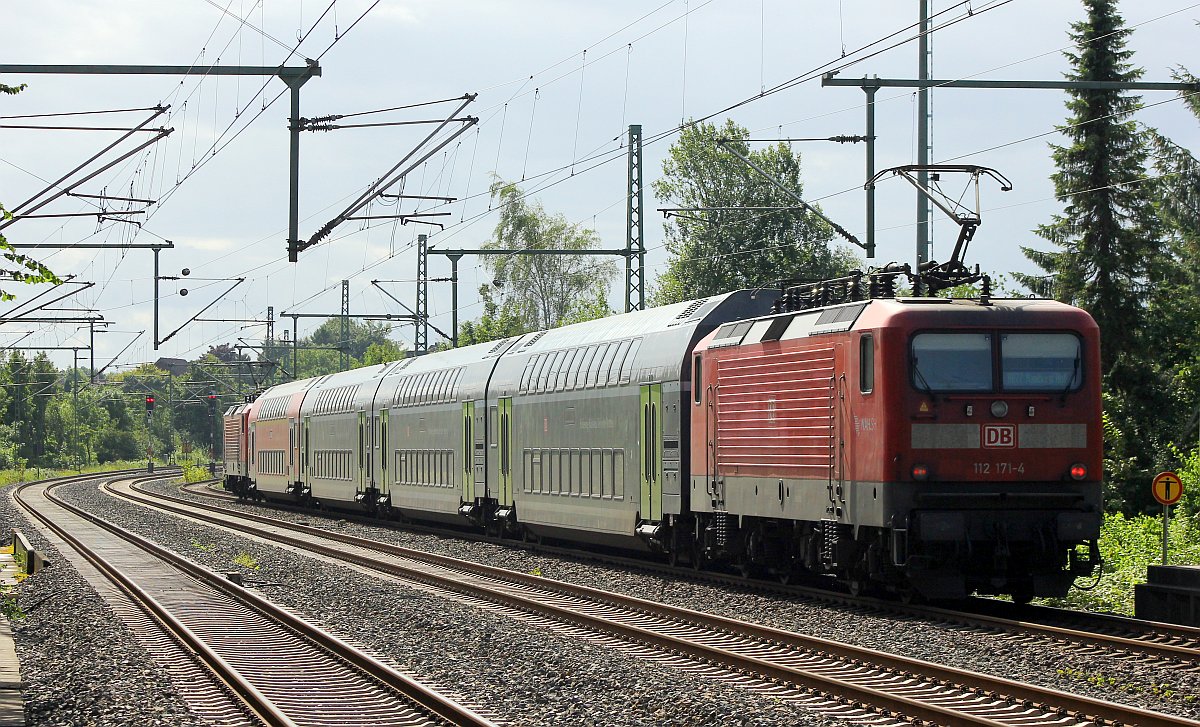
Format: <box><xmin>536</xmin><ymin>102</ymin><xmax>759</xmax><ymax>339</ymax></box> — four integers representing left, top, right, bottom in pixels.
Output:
<box><xmin>859</xmin><ymin>334</ymin><xmax>874</xmax><ymax>394</ymax></box>
<box><xmin>1000</xmin><ymin>333</ymin><xmax>1082</xmax><ymax>391</ymax></box>
<box><xmin>911</xmin><ymin>333</ymin><xmax>992</xmax><ymax>392</ymax></box>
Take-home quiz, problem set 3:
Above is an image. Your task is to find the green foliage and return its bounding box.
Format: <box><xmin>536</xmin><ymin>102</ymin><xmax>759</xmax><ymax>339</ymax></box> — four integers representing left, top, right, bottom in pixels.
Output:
<box><xmin>458</xmin><ymin>285</ymin><xmax>539</xmax><ymax>347</ymax></box>
<box><xmin>0</xmin><ymin>587</ymin><xmax>23</xmax><ymax>621</ymax></box>
<box><xmin>651</xmin><ymin>118</ymin><xmax>859</xmax><ymax>305</ymax></box>
<box><xmin>0</xmin><ymin>203</ymin><xmax>62</xmax><ymax>301</ymax></box>
<box><xmin>934</xmin><ymin>273</ymin><xmax>1027</xmax><ymax>300</ymax></box>
<box><xmin>1013</xmin><ymin>2</ymin><xmax>1200</xmax><ymax>510</ymax></box>
<box><xmin>1</xmin><ymin>80</ymin><xmax>61</xmax><ymax>300</ymax></box>
<box><xmin>182</xmin><ymin>465</ymin><xmax>210</xmax><ymax>483</ymax></box>
<box><xmin>361</xmin><ymin>340</ymin><xmax>406</xmax><ymax>367</ymax></box>
<box><xmin>475</xmin><ymin>179</ymin><xmax>617</xmax><ymax>333</ymax></box>
<box><xmin>282</xmin><ymin>318</ymin><xmax>407</xmax><ymax>378</ymax></box>
<box><xmin>1015</xmin><ymin>1</ymin><xmax>1160</xmax><ymax>384</ymax></box>
<box><xmin>233</xmin><ymin>553</ymin><xmax>260</xmax><ymax>570</ymax></box>
<box><xmin>560</xmin><ymin>282</ymin><xmax>616</xmax><ymax>326</ymax></box>
<box><xmin>1043</xmin><ymin>510</ymin><xmax>1200</xmax><ymax>615</ymax></box>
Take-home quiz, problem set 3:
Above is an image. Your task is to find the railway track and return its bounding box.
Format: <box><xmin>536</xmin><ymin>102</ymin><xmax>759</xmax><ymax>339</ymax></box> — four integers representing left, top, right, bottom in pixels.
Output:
<box><xmin>110</xmin><ymin>477</ymin><xmax>1195</xmax><ymax>727</ymax></box>
<box><xmin>182</xmin><ymin>479</ymin><xmax>1200</xmax><ymax>666</ymax></box>
<box><xmin>15</xmin><ymin>472</ymin><xmax>497</xmax><ymax>727</ymax></box>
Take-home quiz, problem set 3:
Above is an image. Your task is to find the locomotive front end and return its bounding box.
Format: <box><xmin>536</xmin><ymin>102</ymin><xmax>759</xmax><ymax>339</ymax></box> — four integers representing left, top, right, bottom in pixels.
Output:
<box><xmin>893</xmin><ymin>300</ymin><xmax>1103</xmax><ymax>601</ymax></box>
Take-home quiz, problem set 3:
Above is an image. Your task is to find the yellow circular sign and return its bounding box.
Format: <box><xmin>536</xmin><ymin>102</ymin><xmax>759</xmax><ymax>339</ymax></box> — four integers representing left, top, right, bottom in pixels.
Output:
<box><xmin>1152</xmin><ymin>471</ymin><xmax>1183</xmax><ymax>506</ymax></box>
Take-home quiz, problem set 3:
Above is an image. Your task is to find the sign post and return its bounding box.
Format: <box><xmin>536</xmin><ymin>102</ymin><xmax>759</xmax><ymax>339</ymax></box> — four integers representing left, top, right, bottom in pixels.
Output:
<box><xmin>1152</xmin><ymin>471</ymin><xmax>1183</xmax><ymax>565</ymax></box>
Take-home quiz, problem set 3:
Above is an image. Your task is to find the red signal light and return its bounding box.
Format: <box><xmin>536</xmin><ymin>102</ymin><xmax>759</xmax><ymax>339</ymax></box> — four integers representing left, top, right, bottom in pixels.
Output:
<box><xmin>1070</xmin><ymin>464</ymin><xmax>1087</xmax><ymax>481</ymax></box>
<box><xmin>912</xmin><ymin>464</ymin><xmax>929</xmax><ymax>481</ymax></box>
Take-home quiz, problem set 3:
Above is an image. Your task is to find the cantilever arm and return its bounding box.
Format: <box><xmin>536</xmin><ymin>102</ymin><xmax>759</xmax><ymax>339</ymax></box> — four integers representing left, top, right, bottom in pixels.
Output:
<box><xmin>158</xmin><ymin>279</ymin><xmax>245</xmax><ymax>346</ymax></box>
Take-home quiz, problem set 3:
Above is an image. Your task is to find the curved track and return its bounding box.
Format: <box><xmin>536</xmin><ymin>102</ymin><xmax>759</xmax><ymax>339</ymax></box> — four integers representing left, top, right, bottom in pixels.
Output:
<box><xmin>16</xmin><ymin>473</ymin><xmax>497</xmax><ymax>727</ymax></box>
<box><xmin>116</xmin><ymin>478</ymin><xmax>1195</xmax><ymax>727</ymax></box>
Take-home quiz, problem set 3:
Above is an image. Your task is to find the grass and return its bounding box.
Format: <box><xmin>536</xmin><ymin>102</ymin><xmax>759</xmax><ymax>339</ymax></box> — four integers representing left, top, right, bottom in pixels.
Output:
<box><xmin>0</xmin><ymin>459</ymin><xmax>157</xmax><ymax>488</ymax></box>
<box><xmin>233</xmin><ymin>553</ymin><xmax>260</xmax><ymax>570</ymax></box>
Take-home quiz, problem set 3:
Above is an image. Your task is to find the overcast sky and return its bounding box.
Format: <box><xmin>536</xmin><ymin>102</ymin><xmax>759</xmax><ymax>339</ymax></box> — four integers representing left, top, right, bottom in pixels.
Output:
<box><xmin>2</xmin><ymin>0</ymin><xmax>1198</xmax><ymax>372</ymax></box>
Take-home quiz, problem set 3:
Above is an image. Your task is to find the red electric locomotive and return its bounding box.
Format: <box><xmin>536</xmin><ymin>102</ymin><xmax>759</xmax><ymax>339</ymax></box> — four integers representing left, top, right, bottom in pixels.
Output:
<box><xmin>687</xmin><ymin>271</ymin><xmax>1103</xmax><ymax>601</ymax></box>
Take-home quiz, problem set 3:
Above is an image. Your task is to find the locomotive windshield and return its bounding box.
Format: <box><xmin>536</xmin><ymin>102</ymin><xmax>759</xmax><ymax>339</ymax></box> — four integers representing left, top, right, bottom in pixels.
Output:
<box><xmin>1000</xmin><ymin>333</ymin><xmax>1082</xmax><ymax>391</ymax></box>
<box><xmin>911</xmin><ymin>331</ymin><xmax>1082</xmax><ymax>393</ymax></box>
<box><xmin>911</xmin><ymin>333</ymin><xmax>993</xmax><ymax>391</ymax></box>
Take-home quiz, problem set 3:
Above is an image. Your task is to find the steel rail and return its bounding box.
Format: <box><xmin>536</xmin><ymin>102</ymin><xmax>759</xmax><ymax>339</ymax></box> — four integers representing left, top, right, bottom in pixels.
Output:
<box><xmin>185</xmin><ymin>481</ymin><xmax>1200</xmax><ymax>663</ymax></box>
<box><xmin>16</xmin><ymin>473</ymin><xmax>289</xmax><ymax>727</ymax></box>
<box><xmin>33</xmin><ymin>475</ymin><xmax>495</xmax><ymax>727</ymax></box>
<box><xmin>126</xmin><ymin>481</ymin><xmax>1196</xmax><ymax>727</ymax></box>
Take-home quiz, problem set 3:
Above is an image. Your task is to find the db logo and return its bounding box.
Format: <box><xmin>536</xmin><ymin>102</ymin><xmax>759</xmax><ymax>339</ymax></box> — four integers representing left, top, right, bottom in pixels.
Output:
<box><xmin>982</xmin><ymin>424</ymin><xmax>1016</xmax><ymax>449</ymax></box>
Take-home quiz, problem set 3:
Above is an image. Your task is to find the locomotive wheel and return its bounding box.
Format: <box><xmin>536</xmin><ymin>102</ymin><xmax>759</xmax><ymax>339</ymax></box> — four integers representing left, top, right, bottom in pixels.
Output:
<box><xmin>1010</xmin><ymin>586</ymin><xmax>1034</xmax><ymax>606</ymax></box>
<box><xmin>848</xmin><ymin>578</ymin><xmax>867</xmax><ymax>597</ymax></box>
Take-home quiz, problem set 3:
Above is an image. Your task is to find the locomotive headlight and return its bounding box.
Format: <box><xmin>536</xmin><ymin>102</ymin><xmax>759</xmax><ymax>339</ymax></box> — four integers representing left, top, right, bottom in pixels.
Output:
<box><xmin>990</xmin><ymin>400</ymin><xmax>1009</xmax><ymax>418</ymax></box>
<box><xmin>912</xmin><ymin>464</ymin><xmax>929</xmax><ymax>481</ymax></box>
<box><xmin>1070</xmin><ymin>463</ymin><xmax>1087</xmax><ymax>481</ymax></box>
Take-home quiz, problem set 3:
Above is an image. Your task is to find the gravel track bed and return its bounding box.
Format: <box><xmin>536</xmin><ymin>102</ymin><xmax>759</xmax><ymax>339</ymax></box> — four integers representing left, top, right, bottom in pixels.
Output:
<box><xmin>1</xmin><ymin>478</ymin><xmax>211</xmax><ymax>727</ymax></box>
<box><xmin>152</xmin><ymin>481</ymin><xmax>1200</xmax><ymax>721</ymax></box>
<box><xmin>55</xmin><ymin>479</ymin><xmax>847</xmax><ymax>727</ymax></box>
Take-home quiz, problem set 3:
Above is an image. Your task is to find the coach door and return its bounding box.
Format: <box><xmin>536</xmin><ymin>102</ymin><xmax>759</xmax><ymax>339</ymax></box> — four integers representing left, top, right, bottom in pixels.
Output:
<box><xmin>640</xmin><ymin>383</ymin><xmax>663</xmax><ymax>522</ymax></box>
<box><xmin>497</xmin><ymin>397</ymin><xmax>513</xmax><ymax>505</ymax></box>
<box><xmin>302</xmin><ymin>416</ymin><xmax>311</xmax><ymax>484</ymax></box>
<box><xmin>461</xmin><ymin>401</ymin><xmax>475</xmax><ymax>502</ymax></box>
<box><xmin>288</xmin><ymin>417</ymin><xmax>296</xmax><ymax>481</ymax></box>
<box><xmin>357</xmin><ymin>410</ymin><xmax>367</xmax><ymax>493</ymax></box>
<box><xmin>379</xmin><ymin>409</ymin><xmax>389</xmax><ymax>494</ymax></box>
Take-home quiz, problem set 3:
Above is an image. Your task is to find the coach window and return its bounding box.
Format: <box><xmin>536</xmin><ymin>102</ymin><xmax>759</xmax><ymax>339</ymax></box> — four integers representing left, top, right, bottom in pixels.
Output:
<box><xmin>550</xmin><ymin>350</ymin><xmax>569</xmax><ymax>391</ymax></box>
<box><xmin>859</xmin><ymin>334</ymin><xmax>874</xmax><ymax>394</ymax></box>
<box><xmin>607</xmin><ymin>340</ymin><xmax>632</xmax><ymax>386</ymax></box>
<box><xmin>519</xmin><ymin>357</ymin><xmax>536</xmax><ymax>393</ymax></box>
<box><xmin>620</xmin><ymin>339</ymin><xmax>642</xmax><ymax>384</ymax></box>
<box><xmin>588</xmin><ymin>343</ymin><xmax>611</xmax><ymax>388</ymax></box>
<box><xmin>576</xmin><ymin>346</ymin><xmax>598</xmax><ymax>389</ymax></box>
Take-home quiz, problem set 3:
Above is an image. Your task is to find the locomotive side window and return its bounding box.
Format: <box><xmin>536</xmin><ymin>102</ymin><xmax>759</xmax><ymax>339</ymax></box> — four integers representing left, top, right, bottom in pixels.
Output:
<box><xmin>859</xmin><ymin>335</ymin><xmax>874</xmax><ymax>394</ymax></box>
<box><xmin>911</xmin><ymin>333</ymin><xmax>993</xmax><ymax>392</ymax></box>
<box><xmin>1000</xmin><ymin>333</ymin><xmax>1082</xmax><ymax>391</ymax></box>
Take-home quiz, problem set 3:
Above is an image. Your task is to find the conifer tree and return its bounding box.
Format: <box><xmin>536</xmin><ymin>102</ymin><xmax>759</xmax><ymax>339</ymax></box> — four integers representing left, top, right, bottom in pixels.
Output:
<box><xmin>1015</xmin><ymin>0</ymin><xmax>1160</xmax><ymax>387</ymax></box>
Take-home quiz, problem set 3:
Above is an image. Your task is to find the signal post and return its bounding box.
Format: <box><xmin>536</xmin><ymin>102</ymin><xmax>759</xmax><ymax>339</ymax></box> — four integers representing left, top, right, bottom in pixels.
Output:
<box><xmin>1152</xmin><ymin>471</ymin><xmax>1183</xmax><ymax>565</ymax></box>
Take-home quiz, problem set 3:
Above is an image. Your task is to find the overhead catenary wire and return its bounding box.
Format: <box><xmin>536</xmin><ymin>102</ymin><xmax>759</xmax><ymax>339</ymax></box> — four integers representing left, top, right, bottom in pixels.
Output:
<box><xmin>24</xmin><ymin>0</ymin><xmax>1164</xmax><ymax>364</ymax></box>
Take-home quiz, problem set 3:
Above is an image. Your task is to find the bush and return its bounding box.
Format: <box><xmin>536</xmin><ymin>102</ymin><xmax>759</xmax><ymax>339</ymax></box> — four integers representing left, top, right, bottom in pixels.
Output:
<box><xmin>182</xmin><ymin>465</ymin><xmax>211</xmax><ymax>483</ymax></box>
<box><xmin>1042</xmin><ymin>508</ymin><xmax>1200</xmax><ymax>615</ymax></box>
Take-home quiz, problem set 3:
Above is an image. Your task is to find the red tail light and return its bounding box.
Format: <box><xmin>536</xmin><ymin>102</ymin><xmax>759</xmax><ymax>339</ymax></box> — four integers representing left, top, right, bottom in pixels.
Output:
<box><xmin>912</xmin><ymin>464</ymin><xmax>929</xmax><ymax>481</ymax></box>
<box><xmin>1070</xmin><ymin>464</ymin><xmax>1087</xmax><ymax>481</ymax></box>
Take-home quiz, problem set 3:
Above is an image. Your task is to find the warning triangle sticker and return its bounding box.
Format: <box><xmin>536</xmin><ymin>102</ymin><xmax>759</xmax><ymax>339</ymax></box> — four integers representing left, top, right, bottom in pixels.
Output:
<box><xmin>919</xmin><ymin>402</ymin><xmax>929</xmax><ymax>412</ymax></box>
